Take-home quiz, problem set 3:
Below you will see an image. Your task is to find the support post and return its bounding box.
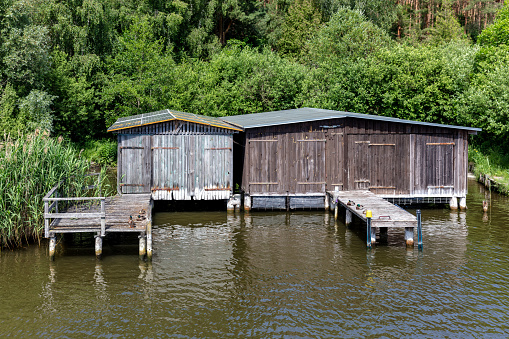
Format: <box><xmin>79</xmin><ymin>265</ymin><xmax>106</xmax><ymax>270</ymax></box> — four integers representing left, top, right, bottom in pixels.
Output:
<box><xmin>49</xmin><ymin>235</ymin><xmax>56</xmax><ymax>260</ymax></box>
<box><xmin>227</xmin><ymin>194</ymin><xmax>241</xmax><ymax>212</ymax></box>
<box><xmin>405</xmin><ymin>227</ymin><xmax>414</xmax><ymax>247</ymax></box>
<box><xmin>95</xmin><ymin>234</ymin><xmax>102</xmax><ymax>259</ymax></box>
<box><xmin>459</xmin><ymin>197</ymin><xmax>467</xmax><ymax>210</ymax></box>
<box><xmin>324</xmin><ymin>194</ymin><xmax>329</xmax><ymax>211</ymax></box>
<box><xmin>334</xmin><ymin>202</ymin><xmax>338</xmax><ymax>221</ymax></box>
<box><xmin>417</xmin><ymin>209</ymin><xmax>423</xmax><ymax>250</ymax></box>
<box><xmin>449</xmin><ymin>197</ymin><xmax>458</xmax><ymax>210</ymax></box>
<box><xmin>146</xmin><ymin>221</ymin><xmax>153</xmax><ymax>261</ymax></box>
<box><xmin>345</xmin><ymin>209</ymin><xmax>352</xmax><ymax>227</ymax></box>
<box><xmin>244</xmin><ymin>194</ymin><xmax>251</xmax><ymax>211</ymax></box>
<box><xmin>366</xmin><ymin>210</ymin><xmax>372</xmax><ymax>248</ymax></box>
<box><xmin>139</xmin><ymin>233</ymin><xmax>146</xmax><ymax>260</ymax></box>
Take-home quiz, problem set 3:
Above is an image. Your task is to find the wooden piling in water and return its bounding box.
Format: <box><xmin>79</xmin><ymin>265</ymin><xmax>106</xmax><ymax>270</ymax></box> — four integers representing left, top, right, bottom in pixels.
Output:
<box><xmin>417</xmin><ymin>209</ymin><xmax>423</xmax><ymax>250</ymax></box>
<box><xmin>459</xmin><ymin>197</ymin><xmax>467</xmax><ymax>210</ymax></box>
<box><xmin>345</xmin><ymin>209</ymin><xmax>352</xmax><ymax>227</ymax></box>
<box><xmin>146</xmin><ymin>222</ymin><xmax>153</xmax><ymax>261</ymax></box>
<box><xmin>49</xmin><ymin>236</ymin><xmax>56</xmax><ymax>260</ymax></box>
<box><xmin>405</xmin><ymin>227</ymin><xmax>414</xmax><ymax>247</ymax></box>
<box><xmin>95</xmin><ymin>234</ymin><xmax>102</xmax><ymax>259</ymax></box>
<box><xmin>244</xmin><ymin>194</ymin><xmax>251</xmax><ymax>211</ymax></box>
<box><xmin>139</xmin><ymin>233</ymin><xmax>146</xmax><ymax>259</ymax></box>
<box><xmin>449</xmin><ymin>197</ymin><xmax>458</xmax><ymax>210</ymax></box>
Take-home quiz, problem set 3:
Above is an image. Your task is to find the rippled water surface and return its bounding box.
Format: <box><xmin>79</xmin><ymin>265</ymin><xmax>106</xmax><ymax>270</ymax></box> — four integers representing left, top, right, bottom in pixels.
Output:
<box><xmin>1</xmin><ymin>180</ymin><xmax>509</xmax><ymax>337</ymax></box>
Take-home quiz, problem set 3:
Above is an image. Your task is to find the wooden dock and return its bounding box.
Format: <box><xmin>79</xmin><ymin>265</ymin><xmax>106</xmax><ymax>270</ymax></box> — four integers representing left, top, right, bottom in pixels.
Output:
<box><xmin>327</xmin><ymin>190</ymin><xmax>421</xmax><ymax>247</ymax></box>
<box><xmin>44</xmin><ymin>180</ymin><xmax>153</xmax><ymax>260</ymax></box>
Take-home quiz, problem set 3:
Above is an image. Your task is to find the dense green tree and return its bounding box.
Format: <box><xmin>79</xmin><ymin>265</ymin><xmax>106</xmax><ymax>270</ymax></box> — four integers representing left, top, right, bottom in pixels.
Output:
<box><xmin>101</xmin><ymin>16</ymin><xmax>175</xmax><ymax>127</ymax></box>
<box><xmin>277</xmin><ymin>0</ymin><xmax>321</xmax><ymax>58</ymax></box>
<box><xmin>18</xmin><ymin>89</ymin><xmax>56</xmax><ymax>132</ymax></box>
<box><xmin>477</xmin><ymin>2</ymin><xmax>509</xmax><ymax>47</ymax></box>
<box><xmin>306</xmin><ymin>8</ymin><xmax>392</xmax><ymax>65</ymax></box>
<box><xmin>427</xmin><ymin>7</ymin><xmax>469</xmax><ymax>45</ymax></box>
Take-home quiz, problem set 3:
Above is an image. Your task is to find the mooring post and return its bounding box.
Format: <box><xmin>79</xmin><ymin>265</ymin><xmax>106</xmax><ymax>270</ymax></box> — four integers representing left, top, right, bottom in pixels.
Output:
<box><xmin>334</xmin><ymin>201</ymin><xmax>338</xmax><ymax>221</ymax></box>
<box><xmin>95</xmin><ymin>233</ymin><xmax>102</xmax><ymax>259</ymax></box>
<box><xmin>417</xmin><ymin>209</ymin><xmax>423</xmax><ymax>250</ymax></box>
<box><xmin>366</xmin><ymin>210</ymin><xmax>372</xmax><ymax>248</ymax></box>
<box><xmin>146</xmin><ymin>221</ymin><xmax>153</xmax><ymax>261</ymax></box>
<box><xmin>49</xmin><ymin>235</ymin><xmax>56</xmax><ymax>260</ymax></box>
<box><xmin>324</xmin><ymin>193</ymin><xmax>329</xmax><ymax>211</ymax></box>
<box><xmin>345</xmin><ymin>209</ymin><xmax>352</xmax><ymax>227</ymax></box>
<box><xmin>139</xmin><ymin>232</ymin><xmax>146</xmax><ymax>260</ymax></box>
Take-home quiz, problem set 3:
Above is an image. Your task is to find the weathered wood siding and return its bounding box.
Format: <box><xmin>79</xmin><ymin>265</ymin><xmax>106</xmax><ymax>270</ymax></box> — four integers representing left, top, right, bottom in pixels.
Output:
<box><xmin>240</xmin><ymin>117</ymin><xmax>470</xmax><ymax>200</ymax></box>
<box><xmin>117</xmin><ymin>121</ymin><xmax>234</xmax><ymax>200</ymax></box>
<box><xmin>242</xmin><ymin>120</ymin><xmax>343</xmax><ymax>196</ymax></box>
<box><xmin>118</xmin><ymin>134</ymin><xmax>152</xmax><ymax>194</ymax></box>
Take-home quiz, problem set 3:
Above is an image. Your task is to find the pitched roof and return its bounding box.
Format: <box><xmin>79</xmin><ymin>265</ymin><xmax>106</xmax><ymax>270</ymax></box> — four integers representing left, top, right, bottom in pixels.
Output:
<box><xmin>222</xmin><ymin>107</ymin><xmax>481</xmax><ymax>133</ymax></box>
<box><xmin>107</xmin><ymin>109</ymin><xmax>243</xmax><ymax>132</ymax></box>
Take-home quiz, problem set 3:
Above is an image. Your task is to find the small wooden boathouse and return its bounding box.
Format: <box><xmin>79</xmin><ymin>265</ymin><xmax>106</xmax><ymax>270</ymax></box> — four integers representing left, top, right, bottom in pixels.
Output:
<box><xmin>107</xmin><ymin>109</ymin><xmax>242</xmax><ymax>201</ymax></box>
<box><xmin>223</xmin><ymin>108</ymin><xmax>481</xmax><ymax>210</ymax></box>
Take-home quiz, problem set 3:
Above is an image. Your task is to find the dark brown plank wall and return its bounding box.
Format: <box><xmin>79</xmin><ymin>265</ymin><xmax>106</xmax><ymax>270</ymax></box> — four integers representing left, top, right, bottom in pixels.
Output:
<box><xmin>243</xmin><ymin>120</ymin><xmax>344</xmax><ymax>195</ymax></box>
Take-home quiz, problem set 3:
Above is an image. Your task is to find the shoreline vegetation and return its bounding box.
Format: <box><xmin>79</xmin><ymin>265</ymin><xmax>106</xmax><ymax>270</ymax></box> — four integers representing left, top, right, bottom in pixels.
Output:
<box><xmin>0</xmin><ymin>131</ymin><xmax>108</xmax><ymax>249</ymax></box>
<box><xmin>470</xmin><ymin>147</ymin><xmax>509</xmax><ymax>195</ymax></box>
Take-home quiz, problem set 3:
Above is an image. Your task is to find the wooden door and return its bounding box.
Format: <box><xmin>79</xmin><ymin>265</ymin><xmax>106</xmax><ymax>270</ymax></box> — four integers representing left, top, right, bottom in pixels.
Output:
<box><xmin>295</xmin><ymin>136</ymin><xmax>326</xmax><ymax>194</ymax></box>
<box><xmin>425</xmin><ymin>138</ymin><xmax>455</xmax><ymax>196</ymax></box>
<box><xmin>247</xmin><ymin>137</ymin><xmax>279</xmax><ymax>194</ymax></box>
<box><xmin>368</xmin><ymin>135</ymin><xmax>397</xmax><ymax>195</ymax></box>
<box><xmin>196</xmin><ymin>135</ymin><xmax>232</xmax><ymax>199</ymax></box>
<box><xmin>325</xmin><ymin>130</ymin><xmax>344</xmax><ymax>191</ymax></box>
<box><xmin>151</xmin><ymin>135</ymin><xmax>184</xmax><ymax>198</ymax></box>
<box><xmin>118</xmin><ymin>134</ymin><xmax>151</xmax><ymax>194</ymax></box>
<box><xmin>349</xmin><ymin>136</ymin><xmax>371</xmax><ymax>190</ymax></box>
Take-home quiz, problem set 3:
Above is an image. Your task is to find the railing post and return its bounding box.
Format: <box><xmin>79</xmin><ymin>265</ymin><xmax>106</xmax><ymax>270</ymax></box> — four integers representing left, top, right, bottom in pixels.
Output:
<box><xmin>55</xmin><ymin>190</ymin><xmax>59</xmax><ymax>213</ymax></box>
<box><xmin>44</xmin><ymin>201</ymin><xmax>49</xmax><ymax>238</ymax></box>
<box><xmin>417</xmin><ymin>209</ymin><xmax>423</xmax><ymax>250</ymax></box>
<box><xmin>100</xmin><ymin>198</ymin><xmax>106</xmax><ymax>237</ymax></box>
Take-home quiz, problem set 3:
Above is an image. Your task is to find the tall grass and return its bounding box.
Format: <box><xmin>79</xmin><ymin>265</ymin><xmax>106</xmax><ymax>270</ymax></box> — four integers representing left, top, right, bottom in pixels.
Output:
<box><xmin>0</xmin><ymin>131</ymin><xmax>92</xmax><ymax>248</ymax></box>
<box><xmin>469</xmin><ymin>146</ymin><xmax>509</xmax><ymax>193</ymax></box>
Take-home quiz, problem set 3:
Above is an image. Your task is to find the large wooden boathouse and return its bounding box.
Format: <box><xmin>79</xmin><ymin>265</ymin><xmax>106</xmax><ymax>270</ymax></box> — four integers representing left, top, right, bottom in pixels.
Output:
<box><xmin>223</xmin><ymin>108</ymin><xmax>481</xmax><ymax>210</ymax></box>
<box><xmin>107</xmin><ymin>109</ymin><xmax>242</xmax><ymax>201</ymax></box>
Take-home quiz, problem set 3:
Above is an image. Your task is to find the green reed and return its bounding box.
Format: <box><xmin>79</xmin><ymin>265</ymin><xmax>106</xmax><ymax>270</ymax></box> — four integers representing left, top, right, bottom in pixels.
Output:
<box><xmin>0</xmin><ymin>131</ymin><xmax>95</xmax><ymax>248</ymax></box>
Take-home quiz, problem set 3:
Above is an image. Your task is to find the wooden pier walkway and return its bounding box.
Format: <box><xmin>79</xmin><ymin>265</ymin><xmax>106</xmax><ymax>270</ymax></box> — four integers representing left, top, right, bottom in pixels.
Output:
<box><xmin>327</xmin><ymin>190</ymin><xmax>421</xmax><ymax>247</ymax></box>
<box><xmin>44</xmin><ymin>179</ymin><xmax>153</xmax><ymax>260</ymax></box>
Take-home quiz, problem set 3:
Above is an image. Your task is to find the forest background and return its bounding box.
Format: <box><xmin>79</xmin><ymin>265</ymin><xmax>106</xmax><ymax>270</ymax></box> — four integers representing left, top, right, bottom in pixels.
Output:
<box><xmin>0</xmin><ymin>0</ymin><xmax>508</xmax><ymax>162</ymax></box>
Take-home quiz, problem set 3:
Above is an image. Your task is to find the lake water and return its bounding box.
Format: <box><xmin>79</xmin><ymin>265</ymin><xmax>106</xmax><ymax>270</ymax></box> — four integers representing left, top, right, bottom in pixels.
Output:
<box><xmin>1</xmin><ymin>179</ymin><xmax>508</xmax><ymax>337</ymax></box>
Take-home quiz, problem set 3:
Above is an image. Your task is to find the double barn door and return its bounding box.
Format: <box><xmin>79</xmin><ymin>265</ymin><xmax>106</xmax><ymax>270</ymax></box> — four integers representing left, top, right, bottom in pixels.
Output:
<box><xmin>118</xmin><ymin>134</ymin><xmax>232</xmax><ymax>199</ymax></box>
<box><xmin>247</xmin><ymin>131</ymin><xmax>343</xmax><ymax>194</ymax></box>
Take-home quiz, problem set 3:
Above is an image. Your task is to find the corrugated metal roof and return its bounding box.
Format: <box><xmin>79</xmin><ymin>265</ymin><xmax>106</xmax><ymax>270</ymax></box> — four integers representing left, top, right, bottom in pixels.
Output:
<box><xmin>107</xmin><ymin>109</ymin><xmax>243</xmax><ymax>132</ymax></box>
<box><xmin>221</xmin><ymin>108</ymin><xmax>482</xmax><ymax>133</ymax></box>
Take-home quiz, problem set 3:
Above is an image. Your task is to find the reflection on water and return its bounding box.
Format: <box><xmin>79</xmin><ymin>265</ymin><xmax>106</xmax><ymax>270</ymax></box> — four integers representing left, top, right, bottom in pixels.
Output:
<box><xmin>1</xmin><ymin>179</ymin><xmax>509</xmax><ymax>337</ymax></box>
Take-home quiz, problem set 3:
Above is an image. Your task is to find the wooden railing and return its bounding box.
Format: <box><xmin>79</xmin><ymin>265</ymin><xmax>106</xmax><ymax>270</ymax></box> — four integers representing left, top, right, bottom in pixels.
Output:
<box><xmin>43</xmin><ymin>174</ymin><xmax>105</xmax><ymax>238</ymax></box>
